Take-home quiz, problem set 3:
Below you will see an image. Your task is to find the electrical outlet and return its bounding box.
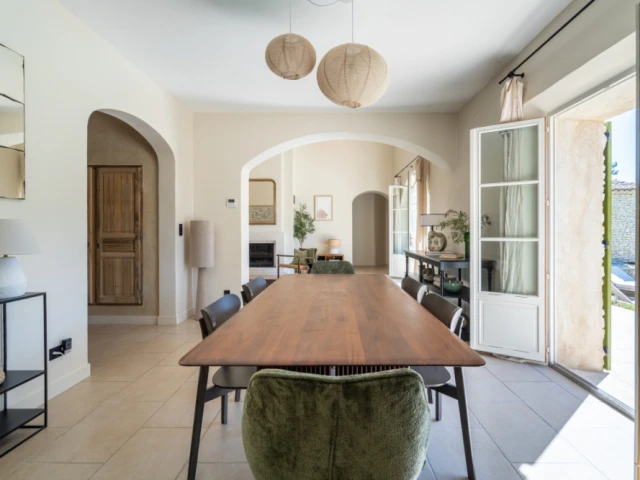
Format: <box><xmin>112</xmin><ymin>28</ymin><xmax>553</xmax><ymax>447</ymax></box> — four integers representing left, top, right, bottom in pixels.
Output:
<box><xmin>224</xmin><ymin>290</ymin><xmax>230</xmax><ymax>295</ymax></box>
<box><xmin>49</xmin><ymin>338</ymin><xmax>72</xmax><ymax>361</ymax></box>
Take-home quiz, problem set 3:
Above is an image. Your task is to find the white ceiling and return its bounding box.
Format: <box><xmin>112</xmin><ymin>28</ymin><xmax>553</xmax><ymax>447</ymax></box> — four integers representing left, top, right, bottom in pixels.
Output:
<box><xmin>58</xmin><ymin>0</ymin><xmax>572</xmax><ymax>112</ymax></box>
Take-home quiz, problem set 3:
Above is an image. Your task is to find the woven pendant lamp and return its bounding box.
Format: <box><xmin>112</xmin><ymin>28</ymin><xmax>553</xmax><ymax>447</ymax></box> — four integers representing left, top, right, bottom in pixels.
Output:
<box><xmin>317</xmin><ymin>43</ymin><xmax>388</xmax><ymax>108</ymax></box>
<box><xmin>265</xmin><ymin>34</ymin><xmax>316</xmax><ymax>80</ymax></box>
<box><xmin>317</xmin><ymin>0</ymin><xmax>388</xmax><ymax>108</ymax></box>
<box><xmin>265</xmin><ymin>0</ymin><xmax>316</xmax><ymax>80</ymax></box>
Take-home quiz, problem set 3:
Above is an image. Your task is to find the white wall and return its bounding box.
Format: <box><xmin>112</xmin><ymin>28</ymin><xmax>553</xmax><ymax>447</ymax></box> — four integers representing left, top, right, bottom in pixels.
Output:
<box><xmin>0</xmin><ymin>0</ymin><xmax>193</xmax><ymax>403</ymax></box>
<box><xmin>291</xmin><ymin>141</ymin><xmax>393</xmax><ymax>261</ymax></box>
<box><xmin>193</xmin><ymin>112</ymin><xmax>458</xmax><ymax>297</ymax></box>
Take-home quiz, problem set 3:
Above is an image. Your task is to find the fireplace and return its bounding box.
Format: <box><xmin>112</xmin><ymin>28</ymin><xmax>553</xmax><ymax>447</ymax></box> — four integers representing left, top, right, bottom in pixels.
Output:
<box><xmin>250</xmin><ymin>242</ymin><xmax>276</xmax><ymax>267</ymax></box>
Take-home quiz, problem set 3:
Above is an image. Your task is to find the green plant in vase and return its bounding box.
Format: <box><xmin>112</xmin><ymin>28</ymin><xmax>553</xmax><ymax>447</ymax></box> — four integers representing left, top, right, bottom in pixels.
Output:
<box><xmin>293</xmin><ymin>203</ymin><xmax>316</xmax><ymax>248</ymax></box>
<box><xmin>438</xmin><ymin>210</ymin><xmax>491</xmax><ymax>259</ymax></box>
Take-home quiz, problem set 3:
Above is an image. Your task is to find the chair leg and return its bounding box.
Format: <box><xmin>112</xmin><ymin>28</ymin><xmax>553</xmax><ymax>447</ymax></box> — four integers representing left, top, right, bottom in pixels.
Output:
<box><xmin>427</xmin><ymin>387</ymin><xmax>433</xmax><ymax>404</ymax></box>
<box><xmin>187</xmin><ymin>366</ymin><xmax>208</xmax><ymax>480</ymax></box>
<box><xmin>277</xmin><ymin>265</ymin><xmax>280</xmax><ymax>278</ymax></box>
<box><xmin>435</xmin><ymin>391</ymin><xmax>442</xmax><ymax>421</ymax></box>
<box><xmin>221</xmin><ymin>393</ymin><xmax>228</xmax><ymax>424</ymax></box>
<box><xmin>234</xmin><ymin>389</ymin><xmax>241</xmax><ymax>402</ymax></box>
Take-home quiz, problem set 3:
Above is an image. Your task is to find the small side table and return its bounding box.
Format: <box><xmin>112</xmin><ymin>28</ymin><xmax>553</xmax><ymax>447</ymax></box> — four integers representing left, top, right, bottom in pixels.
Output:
<box><xmin>0</xmin><ymin>292</ymin><xmax>47</xmax><ymax>457</ymax></box>
<box><xmin>316</xmin><ymin>253</ymin><xmax>345</xmax><ymax>261</ymax></box>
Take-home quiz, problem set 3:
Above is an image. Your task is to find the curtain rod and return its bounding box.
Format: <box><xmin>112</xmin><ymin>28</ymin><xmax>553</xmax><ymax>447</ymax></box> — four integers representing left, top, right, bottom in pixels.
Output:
<box><xmin>393</xmin><ymin>156</ymin><xmax>420</xmax><ymax>179</ymax></box>
<box><xmin>498</xmin><ymin>0</ymin><xmax>597</xmax><ymax>85</ymax></box>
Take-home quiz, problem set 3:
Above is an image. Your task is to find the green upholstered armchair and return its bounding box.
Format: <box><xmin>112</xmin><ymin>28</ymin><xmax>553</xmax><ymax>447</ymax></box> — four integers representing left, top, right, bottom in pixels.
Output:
<box><xmin>277</xmin><ymin>248</ymin><xmax>318</xmax><ymax>278</ymax></box>
<box><xmin>310</xmin><ymin>260</ymin><xmax>355</xmax><ymax>274</ymax></box>
<box><xmin>242</xmin><ymin>369</ymin><xmax>431</xmax><ymax>480</ymax></box>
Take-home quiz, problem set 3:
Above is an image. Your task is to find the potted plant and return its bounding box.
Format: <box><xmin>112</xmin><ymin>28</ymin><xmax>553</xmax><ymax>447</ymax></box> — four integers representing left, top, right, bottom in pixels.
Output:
<box><xmin>438</xmin><ymin>209</ymin><xmax>491</xmax><ymax>259</ymax></box>
<box><xmin>294</xmin><ymin>203</ymin><xmax>316</xmax><ymax>249</ymax></box>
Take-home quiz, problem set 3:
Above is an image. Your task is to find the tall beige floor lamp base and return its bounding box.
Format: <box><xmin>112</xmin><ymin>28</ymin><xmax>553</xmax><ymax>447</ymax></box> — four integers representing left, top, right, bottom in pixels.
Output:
<box><xmin>190</xmin><ymin>220</ymin><xmax>214</xmax><ymax>317</ymax></box>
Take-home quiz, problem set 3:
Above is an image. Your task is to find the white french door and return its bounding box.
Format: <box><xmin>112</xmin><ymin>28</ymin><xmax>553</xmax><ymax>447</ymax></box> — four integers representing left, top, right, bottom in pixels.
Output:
<box><xmin>470</xmin><ymin>118</ymin><xmax>546</xmax><ymax>362</ymax></box>
<box><xmin>389</xmin><ymin>185</ymin><xmax>409</xmax><ymax>278</ymax></box>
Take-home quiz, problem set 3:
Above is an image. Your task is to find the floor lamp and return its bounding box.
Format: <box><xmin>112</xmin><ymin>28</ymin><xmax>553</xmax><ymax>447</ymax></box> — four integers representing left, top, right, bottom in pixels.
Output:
<box><xmin>190</xmin><ymin>220</ymin><xmax>214</xmax><ymax>318</ymax></box>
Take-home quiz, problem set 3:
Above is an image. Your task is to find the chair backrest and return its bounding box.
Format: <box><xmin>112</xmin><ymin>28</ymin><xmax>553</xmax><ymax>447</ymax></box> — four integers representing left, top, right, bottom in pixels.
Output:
<box><xmin>420</xmin><ymin>293</ymin><xmax>463</xmax><ymax>336</ymax></box>
<box><xmin>401</xmin><ymin>276</ymin><xmax>428</xmax><ymax>303</ymax></box>
<box><xmin>310</xmin><ymin>260</ymin><xmax>355</xmax><ymax>274</ymax></box>
<box><xmin>199</xmin><ymin>293</ymin><xmax>241</xmax><ymax>339</ymax></box>
<box><xmin>242</xmin><ymin>369</ymin><xmax>430</xmax><ymax>480</ymax></box>
<box><xmin>241</xmin><ymin>277</ymin><xmax>268</xmax><ymax>305</ymax></box>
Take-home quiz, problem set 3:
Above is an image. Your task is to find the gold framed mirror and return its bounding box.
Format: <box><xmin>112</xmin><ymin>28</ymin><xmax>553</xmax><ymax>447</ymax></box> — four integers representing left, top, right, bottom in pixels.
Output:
<box><xmin>249</xmin><ymin>179</ymin><xmax>276</xmax><ymax>225</ymax></box>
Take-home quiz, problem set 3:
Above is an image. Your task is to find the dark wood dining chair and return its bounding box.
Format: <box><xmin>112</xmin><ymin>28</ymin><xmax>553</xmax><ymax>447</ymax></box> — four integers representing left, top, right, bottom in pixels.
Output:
<box><xmin>199</xmin><ymin>294</ymin><xmax>257</xmax><ymax>423</ymax></box>
<box><xmin>401</xmin><ymin>276</ymin><xmax>428</xmax><ymax>303</ymax></box>
<box><xmin>242</xmin><ymin>369</ymin><xmax>431</xmax><ymax>480</ymax></box>
<box><xmin>411</xmin><ymin>293</ymin><xmax>463</xmax><ymax>421</ymax></box>
<box><xmin>241</xmin><ymin>276</ymin><xmax>268</xmax><ymax>305</ymax></box>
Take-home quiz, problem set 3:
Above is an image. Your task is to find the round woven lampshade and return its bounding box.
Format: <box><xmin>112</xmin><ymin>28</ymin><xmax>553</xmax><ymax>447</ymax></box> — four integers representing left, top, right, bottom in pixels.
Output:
<box><xmin>317</xmin><ymin>43</ymin><xmax>388</xmax><ymax>108</ymax></box>
<box><xmin>265</xmin><ymin>33</ymin><xmax>316</xmax><ymax>80</ymax></box>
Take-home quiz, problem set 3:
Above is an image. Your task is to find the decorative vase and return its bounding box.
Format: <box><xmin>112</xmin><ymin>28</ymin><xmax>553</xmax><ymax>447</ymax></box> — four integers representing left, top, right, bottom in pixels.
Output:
<box><xmin>464</xmin><ymin>232</ymin><xmax>470</xmax><ymax>259</ymax></box>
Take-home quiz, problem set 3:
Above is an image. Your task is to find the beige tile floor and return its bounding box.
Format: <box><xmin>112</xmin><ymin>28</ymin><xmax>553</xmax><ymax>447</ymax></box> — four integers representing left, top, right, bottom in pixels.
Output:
<box><xmin>0</xmin><ymin>321</ymin><xmax>633</xmax><ymax>479</ymax></box>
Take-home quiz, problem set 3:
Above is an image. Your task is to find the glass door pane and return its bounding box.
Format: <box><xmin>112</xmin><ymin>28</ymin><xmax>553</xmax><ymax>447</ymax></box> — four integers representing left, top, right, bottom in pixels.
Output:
<box><xmin>389</xmin><ymin>185</ymin><xmax>409</xmax><ymax>277</ymax></box>
<box><xmin>480</xmin><ymin>125</ymin><xmax>539</xmax><ymax>184</ymax></box>
<box><xmin>481</xmin><ymin>184</ymin><xmax>539</xmax><ymax>238</ymax></box>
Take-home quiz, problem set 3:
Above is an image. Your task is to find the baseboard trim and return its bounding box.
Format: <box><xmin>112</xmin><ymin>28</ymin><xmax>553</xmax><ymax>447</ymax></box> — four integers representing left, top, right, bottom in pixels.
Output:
<box><xmin>88</xmin><ymin>315</ymin><xmax>158</xmax><ymax>325</ymax></box>
<box><xmin>11</xmin><ymin>363</ymin><xmax>91</xmax><ymax>408</ymax></box>
<box><xmin>176</xmin><ymin>308</ymin><xmax>195</xmax><ymax>324</ymax></box>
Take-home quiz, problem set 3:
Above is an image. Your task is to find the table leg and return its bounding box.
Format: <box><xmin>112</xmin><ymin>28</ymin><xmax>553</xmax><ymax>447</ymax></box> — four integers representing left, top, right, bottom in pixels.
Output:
<box><xmin>188</xmin><ymin>366</ymin><xmax>209</xmax><ymax>480</ymax></box>
<box><xmin>419</xmin><ymin>260</ymin><xmax>424</xmax><ymax>283</ymax></box>
<box><xmin>454</xmin><ymin>367</ymin><xmax>475</xmax><ymax>480</ymax></box>
<box><xmin>439</xmin><ymin>267</ymin><xmax>445</xmax><ymax>296</ymax></box>
<box><xmin>405</xmin><ymin>254</ymin><xmax>409</xmax><ymax>278</ymax></box>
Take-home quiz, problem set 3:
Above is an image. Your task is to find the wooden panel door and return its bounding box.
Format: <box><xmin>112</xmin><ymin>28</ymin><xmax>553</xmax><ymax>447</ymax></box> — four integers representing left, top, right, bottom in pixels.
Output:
<box><xmin>90</xmin><ymin>166</ymin><xmax>143</xmax><ymax>305</ymax></box>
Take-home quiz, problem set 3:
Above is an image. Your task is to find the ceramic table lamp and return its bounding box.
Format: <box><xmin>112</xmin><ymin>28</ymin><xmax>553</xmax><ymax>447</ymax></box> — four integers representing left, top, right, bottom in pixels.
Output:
<box><xmin>328</xmin><ymin>239</ymin><xmax>341</xmax><ymax>254</ymax></box>
<box><xmin>420</xmin><ymin>214</ymin><xmax>446</xmax><ymax>252</ymax></box>
<box><xmin>190</xmin><ymin>220</ymin><xmax>214</xmax><ymax>316</ymax></box>
<box><xmin>0</xmin><ymin>219</ymin><xmax>40</xmax><ymax>299</ymax></box>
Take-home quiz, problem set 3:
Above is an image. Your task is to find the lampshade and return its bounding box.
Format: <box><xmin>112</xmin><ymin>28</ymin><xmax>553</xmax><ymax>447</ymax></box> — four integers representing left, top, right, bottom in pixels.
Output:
<box><xmin>190</xmin><ymin>220</ymin><xmax>214</xmax><ymax>268</ymax></box>
<box><xmin>0</xmin><ymin>219</ymin><xmax>40</xmax><ymax>255</ymax></box>
<box><xmin>265</xmin><ymin>33</ymin><xmax>316</xmax><ymax>80</ymax></box>
<box><xmin>420</xmin><ymin>214</ymin><xmax>445</xmax><ymax>227</ymax></box>
<box><xmin>317</xmin><ymin>43</ymin><xmax>389</xmax><ymax>108</ymax></box>
<box><xmin>328</xmin><ymin>239</ymin><xmax>341</xmax><ymax>247</ymax></box>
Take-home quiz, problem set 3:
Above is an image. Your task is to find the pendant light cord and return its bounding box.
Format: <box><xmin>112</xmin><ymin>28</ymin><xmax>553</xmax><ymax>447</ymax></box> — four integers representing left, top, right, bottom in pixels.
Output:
<box><xmin>289</xmin><ymin>0</ymin><xmax>292</xmax><ymax>34</ymax></box>
<box><xmin>351</xmin><ymin>0</ymin><xmax>354</xmax><ymax>43</ymax></box>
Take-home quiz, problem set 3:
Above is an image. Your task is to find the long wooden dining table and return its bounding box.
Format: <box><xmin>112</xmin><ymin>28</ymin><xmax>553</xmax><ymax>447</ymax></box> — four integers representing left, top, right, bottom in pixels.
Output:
<box><xmin>180</xmin><ymin>273</ymin><xmax>485</xmax><ymax>480</ymax></box>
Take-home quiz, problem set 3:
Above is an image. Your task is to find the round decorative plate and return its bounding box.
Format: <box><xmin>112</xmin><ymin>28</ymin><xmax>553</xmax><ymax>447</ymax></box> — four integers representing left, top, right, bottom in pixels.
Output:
<box><xmin>428</xmin><ymin>231</ymin><xmax>447</xmax><ymax>252</ymax></box>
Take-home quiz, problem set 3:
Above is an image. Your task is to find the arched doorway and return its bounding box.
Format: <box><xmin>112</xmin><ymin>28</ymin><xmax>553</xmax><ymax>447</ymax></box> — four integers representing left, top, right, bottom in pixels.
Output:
<box><xmin>87</xmin><ymin>109</ymin><xmax>177</xmax><ymax>324</ymax></box>
<box><xmin>240</xmin><ymin>133</ymin><xmax>447</xmax><ymax>282</ymax></box>
<box><xmin>352</xmin><ymin>191</ymin><xmax>389</xmax><ymax>272</ymax></box>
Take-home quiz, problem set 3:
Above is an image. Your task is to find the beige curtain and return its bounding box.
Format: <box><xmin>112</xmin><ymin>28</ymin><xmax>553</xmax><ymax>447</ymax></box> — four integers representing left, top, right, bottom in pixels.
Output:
<box><xmin>413</xmin><ymin>157</ymin><xmax>429</xmax><ymax>273</ymax></box>
<box><xmin>500</xmin><ymin>77</ymin><xmax>524</xmax><ymax>123</ymax></box>
<box><xmin>499</xmin><ymin>77</ymin><xmax>525</xmax><ymax>293</ymax></box>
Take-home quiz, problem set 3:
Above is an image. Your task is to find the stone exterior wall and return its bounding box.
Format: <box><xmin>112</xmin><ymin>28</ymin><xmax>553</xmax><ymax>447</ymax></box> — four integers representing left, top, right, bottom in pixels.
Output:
<box><xmin>611</xmin><ymin>181</ymin><xmax>636</xmax><ymax>264</ymax></box>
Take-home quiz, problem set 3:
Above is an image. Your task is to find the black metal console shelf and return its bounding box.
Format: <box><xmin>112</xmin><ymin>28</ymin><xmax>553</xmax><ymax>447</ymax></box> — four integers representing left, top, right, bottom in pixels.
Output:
<box><xmin>0</xmin><ymin>292</ymin><xmax>47</xmax><ymax>457</ymax></box>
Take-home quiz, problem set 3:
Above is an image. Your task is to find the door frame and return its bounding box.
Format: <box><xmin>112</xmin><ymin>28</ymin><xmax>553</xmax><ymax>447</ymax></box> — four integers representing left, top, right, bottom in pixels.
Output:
<box><xmin>470</xmin><ymin>118</ymin><xmax>546</xmax><ymax>362</ymax></box>
<box><xmin>546</xmin><ymin>69</ymin><xmax>636</xmax><ymax>420</ymax></box>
